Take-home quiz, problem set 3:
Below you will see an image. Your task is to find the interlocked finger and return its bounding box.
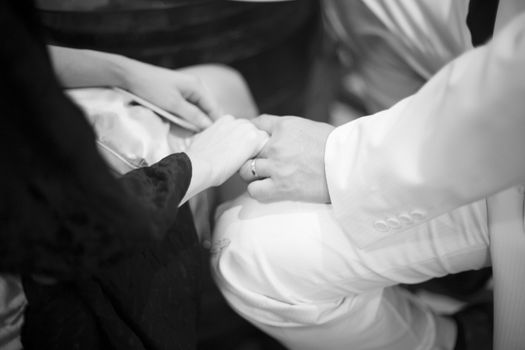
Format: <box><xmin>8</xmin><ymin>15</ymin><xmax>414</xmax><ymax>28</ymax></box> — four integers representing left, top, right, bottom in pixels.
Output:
<box><xmin>247</xmin><ymin>177</ymin><xmax>278</xmax><ymax>202</ymax></box>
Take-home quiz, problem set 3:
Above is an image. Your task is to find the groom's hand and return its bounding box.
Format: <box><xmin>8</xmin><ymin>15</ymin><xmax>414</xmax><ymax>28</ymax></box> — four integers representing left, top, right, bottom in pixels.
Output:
<box><xmin>240</xmin><ymin>114</ymin><xmax>334</xmax><ymax>203</ymax></box>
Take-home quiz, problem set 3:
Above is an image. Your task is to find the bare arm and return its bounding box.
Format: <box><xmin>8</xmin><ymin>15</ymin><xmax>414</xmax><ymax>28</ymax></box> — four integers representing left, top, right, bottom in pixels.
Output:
<box><xmin>49</xmin><ymin>46</ymin><xmax>221</xmax><ymax>129</ymax></box>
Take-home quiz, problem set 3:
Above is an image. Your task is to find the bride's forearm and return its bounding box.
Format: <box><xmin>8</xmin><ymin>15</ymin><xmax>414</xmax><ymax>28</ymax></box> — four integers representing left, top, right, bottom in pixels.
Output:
<box><xmin>48</xmin><ymin>45</ymin><xmax>135</xmax><ymax>89</ymax></box>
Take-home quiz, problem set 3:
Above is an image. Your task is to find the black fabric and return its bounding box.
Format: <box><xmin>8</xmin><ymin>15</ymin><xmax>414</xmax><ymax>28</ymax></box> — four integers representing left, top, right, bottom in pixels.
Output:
<box><xmin>466</xmin><ymin>0</ymin><xmax>500</xmax><ymax>47</ymax></box>
<box><xmin>1</xmin><ymin>1</ymin><xmax>201</xmax><ymax>349</ymax></box>
<box><xmin>452</xmin><ymin>301</ymin><xmax>494</xmax><ymax>350</ymax></box>
<box><xmin>22</xmin><ymin>205</ymin><xmax>201</xmax><ymax>350</ymax></box>
<box><xmin>1</xmin><ymin>0</ymin><xmax>162</xmax><ymax>280</ymax></box>
<box><xmin>0</xmin><ymin>0</ymin><xmax>193</xmax><ymax>281</ymax></box>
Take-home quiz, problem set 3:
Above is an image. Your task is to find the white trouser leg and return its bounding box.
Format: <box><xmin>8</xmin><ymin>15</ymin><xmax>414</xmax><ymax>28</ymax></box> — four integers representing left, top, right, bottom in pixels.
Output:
<box><xmin>211</xmin><ymin>194</ymin><xmax>491</xmax><ymax>350</ymax></box>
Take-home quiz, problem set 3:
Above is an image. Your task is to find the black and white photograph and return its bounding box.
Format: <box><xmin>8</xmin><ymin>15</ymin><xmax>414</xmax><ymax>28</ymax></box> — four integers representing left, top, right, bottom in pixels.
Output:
<box><xmin>1</xmin><ymin>1</ymin><xmax>523</xmax><ymax>349</ymax></box>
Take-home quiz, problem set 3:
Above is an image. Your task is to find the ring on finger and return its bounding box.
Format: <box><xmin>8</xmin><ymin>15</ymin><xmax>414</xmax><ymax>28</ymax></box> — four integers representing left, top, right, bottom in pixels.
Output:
<box><xmin>250</xmin><ymin>158</ymin><xmax>259</xmax><ymax>180</ymax></box>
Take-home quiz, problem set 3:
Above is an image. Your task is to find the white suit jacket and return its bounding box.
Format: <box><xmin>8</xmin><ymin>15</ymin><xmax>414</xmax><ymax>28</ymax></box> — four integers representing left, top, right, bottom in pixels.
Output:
<box><xmin>326</xmin><ymin>5</ymin><xmax>525</xmax><ymax>248</ymax></box>
<box><xmin>325</xmin><ymin>2</ymin><xmax>525</xmax><ymax>348</ymax></box>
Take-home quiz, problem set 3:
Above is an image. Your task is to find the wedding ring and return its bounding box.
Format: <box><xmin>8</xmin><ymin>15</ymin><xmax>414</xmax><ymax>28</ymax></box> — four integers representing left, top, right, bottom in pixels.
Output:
<box><xmin>250</xmin><ymin>158</ymin><xmax>259</xmax><ymax>179</ymax></box>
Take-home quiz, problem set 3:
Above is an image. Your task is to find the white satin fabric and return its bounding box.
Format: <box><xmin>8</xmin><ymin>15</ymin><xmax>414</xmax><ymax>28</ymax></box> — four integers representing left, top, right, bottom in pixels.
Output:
<box><xmin>67</xmin><ymin>88</ymin><xmax>194</xmax><ymax>174</ymax></box>
<box><xmin>67</xmin><ymin>87</ymin><xmax>212</xmax><ymax>242</ymax></box>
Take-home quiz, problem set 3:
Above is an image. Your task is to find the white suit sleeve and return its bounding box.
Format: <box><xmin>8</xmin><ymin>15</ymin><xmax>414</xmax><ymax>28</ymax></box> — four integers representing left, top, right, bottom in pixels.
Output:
<box><xmin>325</xmin><ymin>13</ymin><xmax>525</xmax><ymax>248</ymax></box>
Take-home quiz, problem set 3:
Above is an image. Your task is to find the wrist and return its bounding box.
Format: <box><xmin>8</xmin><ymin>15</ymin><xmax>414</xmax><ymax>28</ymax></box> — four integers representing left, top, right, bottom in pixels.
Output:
<box><xmin>115</xmin><ymin>56</ymin><xmax>157</xmax><ymax>93</ymax></box>
<box><xmin>89</xmin><ymin>49</ymin><xmax>137</xmax><ymax>90</ymax></box>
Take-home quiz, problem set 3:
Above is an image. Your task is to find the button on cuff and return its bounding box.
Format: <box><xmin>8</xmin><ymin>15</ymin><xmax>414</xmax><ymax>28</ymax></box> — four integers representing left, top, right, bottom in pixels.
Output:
<box><xmin>398</xmin><ymin>214</ymin><xmax>413</xmax><ymax>225</ymax></box>
<box><xmin>373</xmin><ymin>220</ymin><xmax>390</xmax><ymax>232</ymax></box>
<box><xmin>386</xmin><ymin>217</ymin><xmax>402</xmax><ymax>229</ymax></box>
<box><xmin>410</xmin><ymin>210</ymin><xmax>427</xmax><ymax>221</ymax></box>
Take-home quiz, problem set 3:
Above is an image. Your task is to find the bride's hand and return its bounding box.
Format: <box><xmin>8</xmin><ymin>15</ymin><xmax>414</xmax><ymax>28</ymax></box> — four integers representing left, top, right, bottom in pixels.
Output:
<box><xmin>181</xmin><ymin>115</ymin><xmax>268</xmax><ymax>204</ymax></box>
<box><xmin>123</xmin><ymin>61</ymin><xmax>222</xmax><ymax>130</ymax></box>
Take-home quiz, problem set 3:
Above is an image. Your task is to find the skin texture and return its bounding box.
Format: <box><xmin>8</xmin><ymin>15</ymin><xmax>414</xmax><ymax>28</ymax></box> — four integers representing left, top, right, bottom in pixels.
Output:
<box><xmin>240</xmin><ymin>114</ymin><xmax>334</xmax><ymax>203</ymax></box>
<box><xmin>183</xmin><ymin>115</ymin><xmax>268</xmax><ymax>205</ymax></box>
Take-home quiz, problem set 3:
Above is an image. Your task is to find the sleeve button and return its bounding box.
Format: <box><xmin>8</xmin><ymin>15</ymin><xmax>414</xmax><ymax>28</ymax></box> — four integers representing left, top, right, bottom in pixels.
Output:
<box><xmin>398</xmin><ymin>214</ymin><xmax>413</xmax><ymax>225</ymax></box>
<box><xmin>373</xmin><ymin>220</ymin><xmax>390</xmax><ymax>232</ymax></box>
<box><xmin>386</xmin><ymin>217</ymin><xmax>402</xmax><ymax>229</ymax></box>
<box><xmin>410</xmin><ymin>210</ymin><xmax>427</xmax><ymax>221</ymax></box>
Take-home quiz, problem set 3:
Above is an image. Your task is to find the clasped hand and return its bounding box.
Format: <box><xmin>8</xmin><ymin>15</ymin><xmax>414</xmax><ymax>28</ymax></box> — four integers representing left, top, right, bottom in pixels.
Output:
<box><xmin>239</xmin><ymin>114</ymin><xmax>335</xmax><ymax>203</ymax></box>
<box><xmin>182</xmin><ymin>115</ymin><xmax>268</xmax><ymax>204</ymax></box>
